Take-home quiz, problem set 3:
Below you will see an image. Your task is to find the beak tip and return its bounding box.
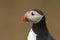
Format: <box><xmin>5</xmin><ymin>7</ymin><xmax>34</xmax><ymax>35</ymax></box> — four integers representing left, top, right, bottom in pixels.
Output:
<box><xmin>20</xmin><ymin>13</ymin><xmax>26</xmax><ymax>23</ymax></box>
<box><xmin>20</xmin><ymin>17</ymin><xmax>24</xmax><ymax>23</ymax></box>
<box><xmin>20</xmin><ymin>20</ymin><xmax>23</xmax><ymax>23</ymax></box>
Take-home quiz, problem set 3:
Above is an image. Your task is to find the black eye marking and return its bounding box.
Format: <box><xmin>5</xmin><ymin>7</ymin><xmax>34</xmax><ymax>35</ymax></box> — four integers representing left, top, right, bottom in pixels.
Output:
<box><xmin>31</xmin><ymin>12</ymin><xmax>34</xmax><ymax>16</ymax></box>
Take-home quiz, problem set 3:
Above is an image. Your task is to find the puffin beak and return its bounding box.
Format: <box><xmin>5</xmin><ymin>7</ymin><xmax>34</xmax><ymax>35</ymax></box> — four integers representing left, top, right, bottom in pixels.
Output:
<box><xmin>20</xmin><ymin>13</ymin><xmax>31</xmax><ymax>23</ymax></box>
<box><xmin>25</xmin><ymin>17</ymin><xmax>31</xmax><ymax>22</ymax></box>
<box><xmin>20</xmin><ymin>13</ymin><xmax>26</xmax><ymax>23</ymax></box>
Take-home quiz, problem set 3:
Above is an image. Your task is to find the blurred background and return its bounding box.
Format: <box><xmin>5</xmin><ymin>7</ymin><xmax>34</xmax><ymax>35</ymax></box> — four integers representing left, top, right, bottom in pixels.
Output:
<box><xmin>0</xmin><ymin>0</ymin><xmax>60</xmax><ymax>40</ymax></box>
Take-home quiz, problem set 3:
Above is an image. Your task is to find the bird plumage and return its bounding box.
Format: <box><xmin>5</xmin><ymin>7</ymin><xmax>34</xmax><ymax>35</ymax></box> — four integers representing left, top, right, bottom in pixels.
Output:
<box><xmin>32</xmin><ymin>16</ymin><xmax>55</xmax><ymax>40</ymax></box>
<box><xmin>20</xmin><ymin>8</ymin><xmax>55</xmax><ymax>40</ymax></box>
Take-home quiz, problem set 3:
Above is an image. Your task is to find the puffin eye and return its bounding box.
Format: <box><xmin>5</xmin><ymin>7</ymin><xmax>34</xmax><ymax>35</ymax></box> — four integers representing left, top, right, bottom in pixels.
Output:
<box><xmin>31</xmin><ymin>12</ymin><xmax>34</xmax><ymax>16</ymax></box>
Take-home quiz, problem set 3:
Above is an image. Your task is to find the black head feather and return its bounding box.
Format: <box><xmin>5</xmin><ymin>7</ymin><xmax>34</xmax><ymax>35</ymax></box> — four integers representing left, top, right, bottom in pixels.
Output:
<box><xmin>31</xmin><ymin>8</ymin><xmax>44</xmax><ymax>16</ymax></box>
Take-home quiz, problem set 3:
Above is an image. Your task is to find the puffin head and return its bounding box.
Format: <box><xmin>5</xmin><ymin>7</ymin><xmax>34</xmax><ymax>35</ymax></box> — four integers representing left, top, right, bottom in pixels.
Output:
<box><xmin>20</xmin><ymin>9</ymin><xmax>45</xmax><ymax>24</ymax></box>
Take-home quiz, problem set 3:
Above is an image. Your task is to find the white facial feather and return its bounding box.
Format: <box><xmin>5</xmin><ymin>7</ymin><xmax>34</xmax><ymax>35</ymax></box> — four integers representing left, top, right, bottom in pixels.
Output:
<box><xmin>25</xmin><ymin>10</ymin><xmax>43</xmax><ymax>23</ymax></box>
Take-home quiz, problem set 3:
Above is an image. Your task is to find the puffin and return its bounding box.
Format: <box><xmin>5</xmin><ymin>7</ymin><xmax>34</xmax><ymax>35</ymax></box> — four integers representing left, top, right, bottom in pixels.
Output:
<box><xmin>20</xmin><ymin>8</ymin><xmax>55</xmax><ymax>40</ymax></box>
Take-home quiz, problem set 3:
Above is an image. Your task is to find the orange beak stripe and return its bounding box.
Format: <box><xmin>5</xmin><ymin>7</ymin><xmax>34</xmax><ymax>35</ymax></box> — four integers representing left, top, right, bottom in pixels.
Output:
<box><xmin>20</xmin><ymin>13</ymin><xmax>25</xmax><ymax>23</ymax></box>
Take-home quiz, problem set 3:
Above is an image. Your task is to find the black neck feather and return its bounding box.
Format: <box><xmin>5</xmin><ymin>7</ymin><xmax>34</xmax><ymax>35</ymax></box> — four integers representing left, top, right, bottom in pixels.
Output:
<box><xmin>32</xmin><ymin>16</ymin><xmax>49</xmax><ymax>36</ymax></box>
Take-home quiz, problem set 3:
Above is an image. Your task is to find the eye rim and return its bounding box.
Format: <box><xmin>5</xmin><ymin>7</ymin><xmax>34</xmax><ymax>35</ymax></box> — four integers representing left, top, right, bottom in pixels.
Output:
<box><xmin>31</xmin><ymin>12</ymin><xmax>34</xmax><ymax>16</ymax></box>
